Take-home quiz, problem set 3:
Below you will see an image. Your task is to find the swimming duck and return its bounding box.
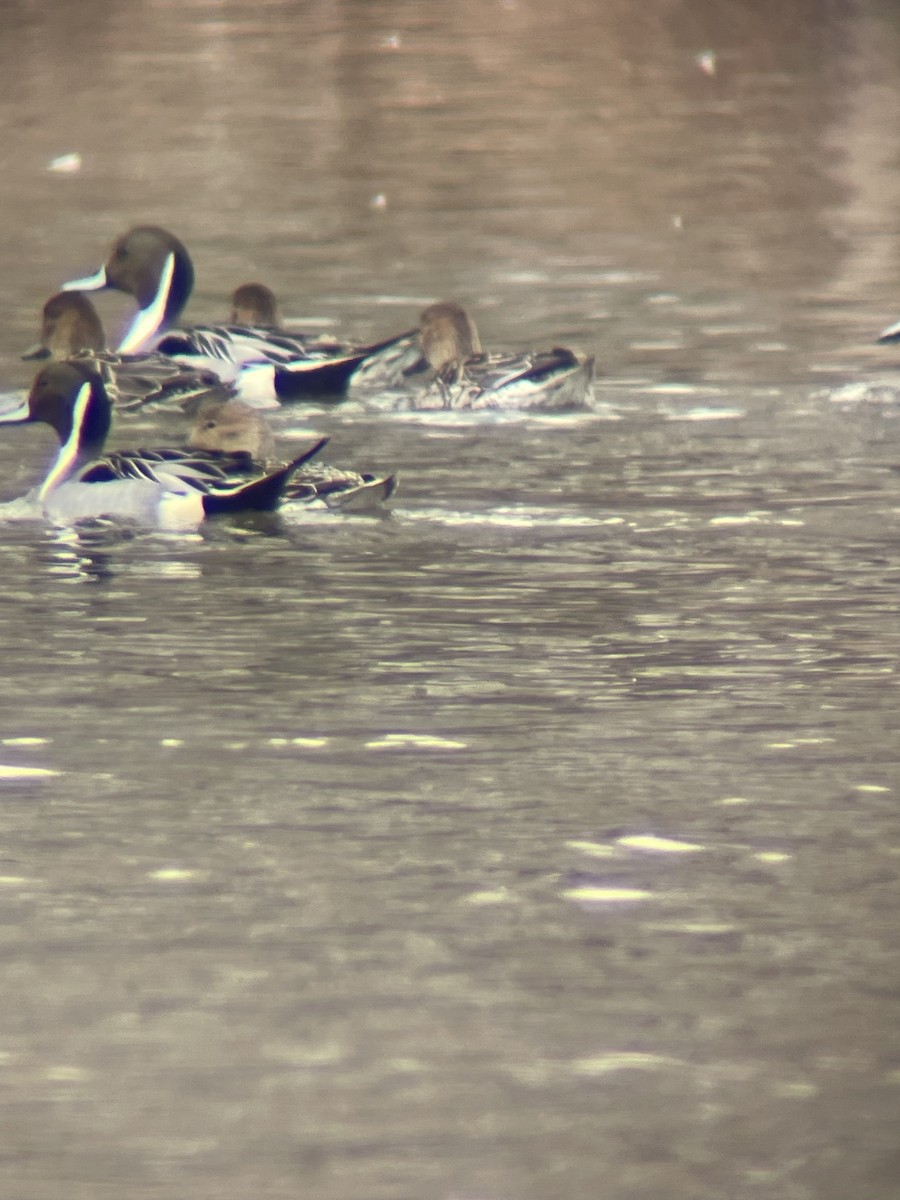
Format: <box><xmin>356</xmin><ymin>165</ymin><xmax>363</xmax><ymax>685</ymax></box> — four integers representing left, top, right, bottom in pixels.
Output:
<box><xmin>417</xmin><ymin>301</ymin><xmax>594</xmax><ymax>410</ymax></box>
<box><xmin>61</xmin><ymin>226</ymin><xmax>416</xmax><ymax>402</ymax></box>
<box><xmin>23</xmin><ymin>291</ymin><xmax>233</xmax><ymax>413</ymax></box>
<box><xmin>229</xmin><ymin>282</ymin><xmax>280</xmax><ymax>327</ymax></box>
<box><xmin>62</xmin><ymin>225</ymin><xmax>194</xmax><ymax>354</ymax></box>
<box><xmin>360</xmin><ymin>301</ymin><xmax>595</xmax><ymax>411</ymax></box>
<box><xmin>420</xmin><ymin>301</ymin><xmax>483</xmax><ymax>382</ymax></box>
<box><xmin>226</xmin><ymin>282</ymin><xmax>347</xmax><ymax>352</ymax></box>
<box><xmin>0</xmin><ymin>361</ymin><xmax>315</xmax><ymax>528</ymax></box>
<box><xmin>187</xmin><ymin>398</ymin><xmax>397</xmax><ymax>512</ymax></box>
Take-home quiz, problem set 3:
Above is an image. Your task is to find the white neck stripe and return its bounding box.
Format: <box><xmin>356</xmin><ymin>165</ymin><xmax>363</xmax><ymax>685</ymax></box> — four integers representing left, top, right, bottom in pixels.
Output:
<box><xmin>117</xmin><ymin>252</ymin><xmax>176</xmax><ymax>353</ymax></box>
<box><xmin>39</xmin><ymin>381</ymin><xmax>94</xmax><ymax>501</ymax></box>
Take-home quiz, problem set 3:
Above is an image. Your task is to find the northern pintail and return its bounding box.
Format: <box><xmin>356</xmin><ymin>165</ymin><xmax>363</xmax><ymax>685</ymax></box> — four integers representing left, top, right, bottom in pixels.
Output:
<box><xmin>63</xmin><ymin>225</ymin><xmax>194</xmax><ymax>354</ymax></box>
<box><xmin>385</xmin><ymin>301</ymin><xmax>595</xmax><ymax>411</ymax></box>
<box><xmin>0</xmin><ymin>362</ymin><xmax>313</xmax><ymax>527</ymax></box>
<box><xmin>187</xmin><ymin>398</ymin><xmax>396</xmax><ymax>511</ymax></box>
<box><xmin>23</xmin><ymin>291</ymin><xmax>233</xmax><ymax>413</ymax></box>
<box><xmin>229</xmin><ymin>283</ymin><xmax>280</xmax><ymax>327</ymax></box>
<box><xmin>62</xmin><ymin>226</ymin><xmax>416</xmax><ymax>402</ymax></box>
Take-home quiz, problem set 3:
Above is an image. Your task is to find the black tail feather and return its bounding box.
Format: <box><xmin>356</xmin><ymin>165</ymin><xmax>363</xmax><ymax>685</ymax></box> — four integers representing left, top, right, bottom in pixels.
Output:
<box><xmin>286</xmin><ymin>436</ymin><xmax>330</xmax><ymax>470</ymax></box>
<box><xmin>273</xmin><ymin>355</ymin><xmax>368</xmax><ymax>401</ymax></box>
<box><xmin>202</xmin><ymin>446</ymin><xmax>327</xmax><ymax>514</ymax></box>
<box><xmin>273</xmin><ymin>329</ymin><xmax>420</xmax><ymax>402</ymax></box>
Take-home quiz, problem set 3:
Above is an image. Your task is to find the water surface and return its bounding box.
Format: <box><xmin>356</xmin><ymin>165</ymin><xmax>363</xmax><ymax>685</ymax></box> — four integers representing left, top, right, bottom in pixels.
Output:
<box><xmin>0</xmin><ymin>3</ymin><xmax>899</xmax><ymax>1199</ymax></box>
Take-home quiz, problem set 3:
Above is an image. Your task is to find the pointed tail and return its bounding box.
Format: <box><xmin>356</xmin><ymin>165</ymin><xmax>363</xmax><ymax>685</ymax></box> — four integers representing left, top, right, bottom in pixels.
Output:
<box><xmin>203</xmin><ymin>439</ymin><xmax>330</xmax><ymax>514</ymax></box>
<box><xmin>274</xmin><ymin>354</ymin><xmax>370</xmax><ymax>401</ymax></box>
<box><xmin>273</xmin><ymin>329</ymin><xmax>420</xmax><ymax>402</ymax></box>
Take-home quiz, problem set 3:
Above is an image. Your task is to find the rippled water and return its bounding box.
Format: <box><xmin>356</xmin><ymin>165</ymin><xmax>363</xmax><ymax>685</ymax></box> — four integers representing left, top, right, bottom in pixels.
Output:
<box><xmin>1</xmin><ymin>3</ymin><xmax>900</xmax><ymax>1199</ymax></box>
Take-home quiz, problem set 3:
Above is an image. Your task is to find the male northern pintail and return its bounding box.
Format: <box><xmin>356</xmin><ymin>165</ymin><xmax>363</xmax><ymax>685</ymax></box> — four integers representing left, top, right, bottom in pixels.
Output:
<box><xmin>357</xmin><ymin>301</ymin><xmax>595</xmax><ymax>411</ymax></box>
<box><xmin>23</xmin><ymin>291</ymin><xmax>233</xmax><ymax>413</ymax></box>
<box><xmin>0</xmin><ymin>362</ymin><xmax>314</xmax><ymax>528</ymax></box>
<box><xmin>62</xmin><ymin>226</ymin><xmax>416</xmax><ymax>402</ymax></box>
<box><xmin>187</xmin><ymin>398</ymin><xmax>396</xmax><ymax>511</ymax></box>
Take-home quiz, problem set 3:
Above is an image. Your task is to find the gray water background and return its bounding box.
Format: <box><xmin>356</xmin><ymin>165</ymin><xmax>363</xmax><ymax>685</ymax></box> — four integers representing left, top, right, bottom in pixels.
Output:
<box><xmin>0</xmin><ymin>2</ymin><xmax>899</xmax><ymax>1198</ymax></box>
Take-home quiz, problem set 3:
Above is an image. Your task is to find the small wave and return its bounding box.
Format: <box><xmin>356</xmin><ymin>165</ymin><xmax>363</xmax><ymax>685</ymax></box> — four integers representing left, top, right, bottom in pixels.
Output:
<box><xmin>401</xmin><ymin>505</ymin><xmax>605</xmax><ymax>528</ymax></box>
<box><xmin>357</xmin><ymin>397</ymin><xmax>603</xmax><ymax>424</ymax></box>
<box><xmin>661</xmin><ymin>406</ymin><xmax>745</xmax><ymax>421</ymax></box>
<box><xmin>0</xmin><ymin>494</ymin><xmax>42</xmax><ymax>522</ymax></box>
<box><xmin>823</xmin><ymin>380</ymin><xmax>900</xmax><ymax>406</ymax></box>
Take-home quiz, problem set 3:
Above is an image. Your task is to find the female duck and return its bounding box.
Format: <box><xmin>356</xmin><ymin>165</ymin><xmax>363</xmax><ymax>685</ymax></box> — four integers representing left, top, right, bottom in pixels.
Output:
<box><xmin>61</xmin><ymin>226</ymin><xmax>416</xmax><ymax>401</ymax></box>
<box><xmin>23</xmin><ymin>291</ymin><xmax>232</xmax><ymax>413</ymax></box>
<box><xmin>0</xmin><ymin>362</ymin><xmax>312</xmax><ymax>528</ymax></box>
<box><xmin>360</xmin><ymin>301</ymin><xmax>595</xmax><ymax>411</ymax></box>
<box><xmin>228</xmin><ymin>282</ymin><xmax>280</xmax><ymax>327</ymax></box>
<box><xmin>186</xmin><ymin>397</ymin><xmax>396</xmax><ymax>512</ymax></box>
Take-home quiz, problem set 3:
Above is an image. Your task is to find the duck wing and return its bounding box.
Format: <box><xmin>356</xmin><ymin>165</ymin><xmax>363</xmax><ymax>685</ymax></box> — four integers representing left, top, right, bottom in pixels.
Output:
<box><xmin>157</xmin><ymin>325</ymin><xmax>338</xmax><ymax>369</ymax></box>
<box><xmin>86</xmin><ymin>351</ymin><xmax>234</xmax><ymax>412</ymax></box>
<box><xmin>79</xmin><ymin>436</ymin><xmax>330</xmax><ymax>492</ymax></box>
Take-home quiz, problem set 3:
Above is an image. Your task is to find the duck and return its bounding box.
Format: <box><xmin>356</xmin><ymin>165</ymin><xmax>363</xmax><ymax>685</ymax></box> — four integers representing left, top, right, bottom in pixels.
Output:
<box><xmin>61</xmin><ymin>226</ymin><xmax>416</xmax><ymax>402</ymax></box>
<box><xmin>0</xmin><ymin>361</ymin><xmax>318</xmax><ymax>528</ymax></box>
<box><xmin>225</xmin><ymin>282</ymin><xmax>345</xmax><ymax>352</ymax></box>
<box><xmin>22</xmin><ymin>291</ymin><xmax>233</xmax><ymax>413</ymax></box>
<box><xmin>360</xmin><ymin>301</ymin><xmax>595</xmax><ymax>411</ymax></box>
<box><xmin>229</xmin><ymin>282</ymin><xmax>280</xmax><ymax>327</ymax></box>
<box><xmin>186</xmin><ymin>397</ymin><xmax>397</xmax><ymax>512</ymax></box>
<box><xmin>62</xmin><ymin>225</ymin><xmax>195</xmax><ymax>354</ymax></box>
